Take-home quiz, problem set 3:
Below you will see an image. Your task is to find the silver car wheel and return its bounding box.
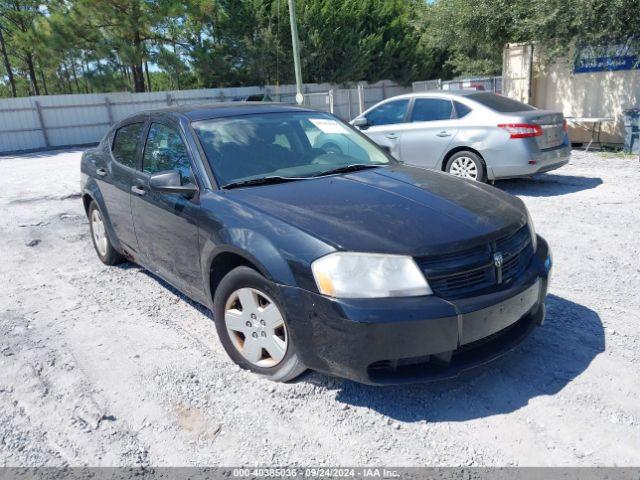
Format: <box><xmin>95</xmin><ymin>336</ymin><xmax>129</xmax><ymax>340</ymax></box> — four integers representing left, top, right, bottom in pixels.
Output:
<box><xmin>449</xmin><ymin>156</ymin><xmax>479</xmax><ymax>180</ymax></box>
<box><xmin>224</xmin><ymin>287</ymin><xmax>288</xmax><ymax>368</ymax></box>
<box><xmin>91</xmin><ymin>208</ymin><xmax>108</xmax><ymax>256</ymax></box>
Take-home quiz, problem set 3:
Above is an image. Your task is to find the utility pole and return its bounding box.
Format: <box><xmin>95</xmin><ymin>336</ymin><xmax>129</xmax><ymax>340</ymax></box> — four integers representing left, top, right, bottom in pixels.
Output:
<box><xmin>287</xmin><ymin>0</ymin><xmax>304</xmax><ymax>105</ymax></box>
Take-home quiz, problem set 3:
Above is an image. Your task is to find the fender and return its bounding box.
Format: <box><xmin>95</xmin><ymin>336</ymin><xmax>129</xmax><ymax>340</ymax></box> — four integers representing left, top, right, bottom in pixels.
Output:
<box><xmin>201</xmin><ymin>227</ymin><xmax>298</xmax><ymax>301</ymax></box>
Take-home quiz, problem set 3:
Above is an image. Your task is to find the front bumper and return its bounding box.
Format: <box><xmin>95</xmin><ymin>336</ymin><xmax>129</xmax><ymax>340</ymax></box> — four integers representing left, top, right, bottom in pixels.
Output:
<box><xmin>280</xmin><ymin>236</ymin><xmax>552</xmax><ymax>385</ymax></box>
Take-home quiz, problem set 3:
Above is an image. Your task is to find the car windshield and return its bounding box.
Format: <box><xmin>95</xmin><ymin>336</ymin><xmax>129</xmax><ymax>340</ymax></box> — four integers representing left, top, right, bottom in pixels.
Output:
<box><xmin>468</xmin><ymin>92</ymin><xmax>536</xmax><ymax>112</ymax></box>
<box><xmin>192</xmin><ymin>111</ymin><xmax>392</xmax><ymax>187</ymax></box>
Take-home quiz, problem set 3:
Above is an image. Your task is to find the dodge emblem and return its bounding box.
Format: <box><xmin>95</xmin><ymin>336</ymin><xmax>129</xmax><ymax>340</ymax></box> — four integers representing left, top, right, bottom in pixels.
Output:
<box><xmin>493</xmin><ymin>252</ymin><xmax>504</xmax><ymax>268</ymax></box>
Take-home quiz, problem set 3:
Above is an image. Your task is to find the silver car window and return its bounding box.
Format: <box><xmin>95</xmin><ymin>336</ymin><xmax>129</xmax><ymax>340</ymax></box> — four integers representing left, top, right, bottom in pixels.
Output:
<box><xmin>410</xmin><ymin>98</ymin><xmax>454</xmax><ymax>122</ymax></box>
<box><xmin>366</xmin><ymin>99</ymin><xmax>409</xmax><ymax>126</ymax></box>
<box><xmin>454</xmin><ymin>101</ymin><xmax>473</xmax><ymax>118</ymax></box>
<box><xmin>469</xmin><ymin>92</ymin><xmax>535</xmax><ymax>112</ymax></box>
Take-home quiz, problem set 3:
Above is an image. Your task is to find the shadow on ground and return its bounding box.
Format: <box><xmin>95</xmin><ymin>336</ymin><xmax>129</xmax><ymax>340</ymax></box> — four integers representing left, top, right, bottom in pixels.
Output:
<box><xmin>117</xmin><ymin>261</ymin><xmax>604</xmax><ymax>423</ymax></box>
<box><xmin>320</xmin><ymin>294</ymin><xmax>604</xmax><ymax>422</ymax></box>
<box><xmin>115</xmin><ymin>262</ymin><xmax>211</xmax><ymax>316</ymax></box>
<box><xmin>497</xmin><ymin>174</ymin><xmax>603</xmax><ymax>197</ymax></box>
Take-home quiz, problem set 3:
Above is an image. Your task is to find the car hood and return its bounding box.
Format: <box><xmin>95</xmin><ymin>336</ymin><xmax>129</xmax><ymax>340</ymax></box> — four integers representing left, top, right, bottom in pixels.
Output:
<box><xmin>226</xmin><ymin>165</ymin><xmax>527</xmax><ymax>257</ymax></box>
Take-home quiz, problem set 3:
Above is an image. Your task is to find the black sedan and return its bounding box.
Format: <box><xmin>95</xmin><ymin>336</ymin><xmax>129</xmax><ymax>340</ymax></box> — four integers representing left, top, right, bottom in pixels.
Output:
<box><xmin>80</xmin><ymin>103</ymin><xmax>552</xmax><ymax>385</ymax></box>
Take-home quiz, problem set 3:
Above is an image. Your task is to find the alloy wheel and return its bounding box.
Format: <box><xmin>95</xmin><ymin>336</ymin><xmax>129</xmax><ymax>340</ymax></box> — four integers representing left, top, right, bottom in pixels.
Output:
<box><xmin>224</xmin><ymin>287</ymin><xmax>288</xmax><ymax>367</ymax></box>
<box><xmin>91</xmin><ymin>208</ymin><xmax>108</xmax><ymax>257</ymax></box>
<box><xmin>449</xmin><ymin>156</ymin><xmax>479</xmax><ymax>180</ymax></box>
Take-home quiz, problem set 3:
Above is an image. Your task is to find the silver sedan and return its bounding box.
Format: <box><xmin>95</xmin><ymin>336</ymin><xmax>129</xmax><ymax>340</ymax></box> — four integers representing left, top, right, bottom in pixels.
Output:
<box><xmin>348</xmin><ymin>91</ymin><xmax>571</xmax><ymax>182</ymax></box>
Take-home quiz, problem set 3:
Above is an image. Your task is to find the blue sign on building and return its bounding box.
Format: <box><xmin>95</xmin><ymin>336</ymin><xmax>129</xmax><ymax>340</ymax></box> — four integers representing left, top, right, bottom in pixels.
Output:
<box><xmin>574</xmin><ymin>40</ymin><xmax>640</xmax><ymax>73</ymax></box>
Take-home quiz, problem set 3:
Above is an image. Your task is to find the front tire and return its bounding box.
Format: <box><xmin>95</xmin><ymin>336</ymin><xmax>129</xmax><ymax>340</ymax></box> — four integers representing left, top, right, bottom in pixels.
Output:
<box><xmin>213</xmin><ymin>266</ymin><xmax>306</xmax><ymax>382</ymax></box>
<box><xmin>88</xmin><ymin>201</ymin><xmax>125</xmax><ymax>265</ymax></box>
<box><xmin>445</xmin><ymin>151</ymin><xmax>487</xmax><ymax>182</ymax></box>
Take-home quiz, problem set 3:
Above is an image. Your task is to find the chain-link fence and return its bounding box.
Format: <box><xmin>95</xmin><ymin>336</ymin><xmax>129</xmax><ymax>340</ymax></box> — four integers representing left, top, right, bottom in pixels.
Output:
<box><xmin>413</xmin><ymin>76</ymin><xmax>502</xmax><ymax>94</ymax></box>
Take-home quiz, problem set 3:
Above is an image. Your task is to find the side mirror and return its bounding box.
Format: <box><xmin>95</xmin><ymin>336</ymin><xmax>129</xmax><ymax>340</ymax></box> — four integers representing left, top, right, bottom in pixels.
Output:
<box><xmin>149</xmin><ymin>170</ymin><xmax>198</xmax><ymax>198</ymax></box>
<box><xmin>352</xmin><ymin>117</ymin><xmax>370</xmax><ymax>129</ymax></box>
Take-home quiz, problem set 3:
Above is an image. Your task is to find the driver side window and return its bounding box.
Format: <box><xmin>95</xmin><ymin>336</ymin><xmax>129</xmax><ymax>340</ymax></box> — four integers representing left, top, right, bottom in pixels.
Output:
<box><xmin>366</xmin><ymin>99</ymin><xmax>409</xmax><ymax>126</ymax></box>
<box><xmin>143</xmin><ymin>123</ymin><xmax>194</xmax><ymax>185</ymax></box>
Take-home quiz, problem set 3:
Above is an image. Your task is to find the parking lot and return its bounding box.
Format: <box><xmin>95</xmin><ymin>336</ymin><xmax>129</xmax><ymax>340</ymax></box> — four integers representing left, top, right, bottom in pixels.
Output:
<box><xmin>0</xmin><ymin>149</ymin><xmax>639</xmax><ymax>466</ymax></box>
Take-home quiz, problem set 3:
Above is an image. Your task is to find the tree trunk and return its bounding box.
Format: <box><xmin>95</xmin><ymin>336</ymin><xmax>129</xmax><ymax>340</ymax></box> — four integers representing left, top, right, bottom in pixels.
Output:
<box><xmin>70</xmin><ymin>58</ymin><xmax>81</xmax><ymax>92</ymax></box>
<box><xmin>144</xmin><ymin>59</ymin><xmax>152</xmax><ymax>92</ymax></box>
<box><xmin>130</xmin><ymin>30</ymin><xmax>145</xmax><ymax>93</ymax></box>
<box><xmin>61</xmin><ymin>62</ymin><xmax>73</xmax><ymax>93</ymax></box>
<box><xmin>131</xmin><ymin>63</ymin><xmax>145</xmax><ymax>92</ymax></box>
<box><xmin>81</xmin><ymin>57</ymin><xmax>91</xmax><ymax>93</ymax></box>
<box><xmin>39</xmin><ymin>69</ymin><xmax>49</xmax><ymax>95</ymax></box>
<box><xmin>0</xmin><ymin>28</ymin><xmax>17</xmax><ymax>97</ymax></box>
<box><xmin>173</xmin><ymin>43</ymin><xmax>181</xmax><ymax>90</ymax></box>
<box><xmin>25</xmin><ymin>53</ymin><xmax>40</xmax><ymax>95</ymax></box>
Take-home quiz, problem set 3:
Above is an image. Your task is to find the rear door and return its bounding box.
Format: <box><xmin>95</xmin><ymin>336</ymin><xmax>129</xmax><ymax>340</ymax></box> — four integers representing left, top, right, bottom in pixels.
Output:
<box><xmin>400</xmin><ymin>97</ymin><xmax>458</xmax><ymax>169</ymax></box>
<box><xmin>356</xmin><ymin>99</ymin><xmax>409</xmax><ymax>159</ymax></box>
<box><xmin>130</xmin><ymin>119</ymin><xmax>203</xmax><ymax>296</ymax></box>
<box><xmin>100</xmin><ymin>121</ymin><xmax>146</xmax><ymax>254</ymax></box>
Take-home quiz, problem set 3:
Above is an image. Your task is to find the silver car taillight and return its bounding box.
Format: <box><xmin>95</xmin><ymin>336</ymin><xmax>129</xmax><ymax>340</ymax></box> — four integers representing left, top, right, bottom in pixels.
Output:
<box><xmin>498</xmin><ymin>123</ymin><xmax>543</xmax><ymax>139</ymax></box>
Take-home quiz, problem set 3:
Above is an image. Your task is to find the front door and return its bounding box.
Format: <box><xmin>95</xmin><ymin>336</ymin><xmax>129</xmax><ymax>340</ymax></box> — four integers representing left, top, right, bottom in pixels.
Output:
<box><xmin>131</xmin><ymin>121</ymin><xmax>203</xmax><ymax>296</ymax></box>
<box><xmin>356</xmin><ymin>98</ymin><xmax>409</xmax><ymax>160</ymax></box>
<box><xmin>400</xmin><ymin>98</ymin><xmax>458</xmax><ymax>169</ymax></box>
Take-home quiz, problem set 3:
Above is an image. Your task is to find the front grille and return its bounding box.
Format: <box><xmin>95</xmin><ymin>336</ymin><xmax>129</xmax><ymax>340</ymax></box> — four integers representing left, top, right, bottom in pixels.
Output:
<box><xmin>416</xmin><ymin>225</ymin><xmax>533</xmax><ymax>299</ymax></box>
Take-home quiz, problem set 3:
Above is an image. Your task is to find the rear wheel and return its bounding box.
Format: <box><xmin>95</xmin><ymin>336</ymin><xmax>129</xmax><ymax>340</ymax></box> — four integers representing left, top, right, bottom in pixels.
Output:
<box><xmin>214</xmin><ymin>266</ymin><xmax>306</xmax><ymax>382</ymax></box>
<box><xmin>445</xmin><ymin>151</ymin><xmax>487</xmax><ymax>182</ymax></box>
<box><xmin>88</xmin><ymin>201</ymin><xmax>125</xmax><ymax>265</ymax></box>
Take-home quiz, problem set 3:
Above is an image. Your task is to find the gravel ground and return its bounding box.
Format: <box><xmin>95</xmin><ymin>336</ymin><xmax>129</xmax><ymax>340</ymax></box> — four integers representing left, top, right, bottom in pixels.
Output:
<box><xmin>0</xmin><ymin>149</ymin><xmax>639</xmax><ymax>467</ymax></box>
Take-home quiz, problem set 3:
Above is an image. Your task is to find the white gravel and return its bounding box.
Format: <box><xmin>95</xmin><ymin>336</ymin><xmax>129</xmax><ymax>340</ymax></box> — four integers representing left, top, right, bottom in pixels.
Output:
<box><xmin>0</xmin><ymin>149</ymin><xmax>639</xmax><ymax>467</ymax></box>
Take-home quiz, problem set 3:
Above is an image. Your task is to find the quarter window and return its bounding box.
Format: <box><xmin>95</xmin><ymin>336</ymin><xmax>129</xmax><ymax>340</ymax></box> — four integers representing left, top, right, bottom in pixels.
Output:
<box><xmin>365</xmin><ymin>99</ymin><xmax>409</xmax><ymax>126</ymax></box>
<box><xmin>142</xmin><ymin>123</ymin><xmax>194</xmax><ymax>185</ymax></box>
<box><xmin>112</xmin><ymin>123</ymin><xmax>145</xmax><ymax>168</ymax></box>
<box><xmin>454</xmin><ymin>101</ymin><xmax>473</xmax><ymax>118</ymax></box>
<box><xmin>411</xmin><ymin>98</ymin><xmax>454</xmax><ymax>122</ymax></box>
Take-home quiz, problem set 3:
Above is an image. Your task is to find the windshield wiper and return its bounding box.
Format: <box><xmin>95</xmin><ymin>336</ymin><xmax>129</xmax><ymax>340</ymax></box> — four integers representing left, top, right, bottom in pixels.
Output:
<box><xmin>221</xmin><ymin>164</ymin><xmax>384</xmax><ymax>188</ymax></box>
<box><xmin>221</xmin><ymin>176</ymin><xmax>305</xmax><ymax>190</ymax></box>
<box><xmin>310</xmin><ymin>163</ymin><xmax>383</xmax><ymax>177</ymax></box>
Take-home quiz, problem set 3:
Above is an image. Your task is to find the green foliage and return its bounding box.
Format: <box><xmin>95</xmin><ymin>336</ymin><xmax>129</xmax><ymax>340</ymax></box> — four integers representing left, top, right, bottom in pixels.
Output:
<box><xmin>1</xmin><ymin>0</ymin><xmax>639</xmax><ymax>98</ymax></box>
<box><xmin>421</xmin><ymin>0</ymin><xmax>640</xmax><ymax>77</ymax></box>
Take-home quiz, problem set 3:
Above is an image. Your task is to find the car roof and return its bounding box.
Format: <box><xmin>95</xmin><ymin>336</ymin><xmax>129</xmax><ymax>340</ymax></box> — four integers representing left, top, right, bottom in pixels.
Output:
<box><xmin>389</xmin><ymin>90</ymin><xmax>487</xmax><ymax>100</ymax></box>
<box><xmin>141</xmin><ymin>102</ymin><xmax>315</xmax><ymax>122</ymax></box>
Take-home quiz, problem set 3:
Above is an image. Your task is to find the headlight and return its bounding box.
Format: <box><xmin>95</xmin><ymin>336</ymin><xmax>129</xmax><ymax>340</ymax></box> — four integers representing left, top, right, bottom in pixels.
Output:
<box><xmin>525</xmin><ymin>207</ymin><xmax>538</xmax><ymax>251</ymax></box>
<box><xmin>311</xmin><ymin>252</ymin><xmax>432</xmax><ymax>298</ymax></box>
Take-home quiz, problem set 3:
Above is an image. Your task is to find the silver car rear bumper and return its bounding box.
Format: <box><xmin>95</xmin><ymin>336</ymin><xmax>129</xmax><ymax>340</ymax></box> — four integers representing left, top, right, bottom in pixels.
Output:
<box><xmin>487</xmin><ymin>143</ymin><xmax>571</xmax><ymax>180</ymax></box>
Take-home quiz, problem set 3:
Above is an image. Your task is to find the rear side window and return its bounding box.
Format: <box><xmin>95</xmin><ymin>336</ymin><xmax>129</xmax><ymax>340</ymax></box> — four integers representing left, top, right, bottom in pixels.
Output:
<box><xmin>469</xmin><ymin>92</ymin><xmax>535</xmax><ymax>112</ymax></box>
<box><xmin>112</xmin><ymin>123</ymin><xmax>145</xmax><ymax>168</ymax></box>
<box><xmin>366</xmin><ymin>99</ymin><xmax>409</xmax><ymax>126</ymax></box>
<box><xmin>454</xmin><ymin>101</ymin><xmax>473</xmax><ymax>118</ymax></box>
<box><xmin>411</xmin><ymin>98</ymin><xmax>454</xmax><ymax>122</ymax></box>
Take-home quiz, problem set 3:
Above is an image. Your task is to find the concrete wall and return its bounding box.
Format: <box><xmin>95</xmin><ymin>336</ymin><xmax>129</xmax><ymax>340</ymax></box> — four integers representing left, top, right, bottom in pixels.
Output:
<box><xmin>0</xmin><ymin>80</ymin><xmax>410</xmax><ymax>154</ymax></box>
<box><xmin>531</xmin><ymin>59</ymin><xmax>640</xmax><ymax>143</ymax></box>
<box><xmin>503</xmin><ymin>42</ymin><xmax>640</xmax><ymax>144</ymax></box>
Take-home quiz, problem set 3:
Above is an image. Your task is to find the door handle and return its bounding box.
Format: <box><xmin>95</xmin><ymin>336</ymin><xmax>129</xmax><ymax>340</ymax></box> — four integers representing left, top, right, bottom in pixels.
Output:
<box><xmin>385</xmin><ymin>133</ymin><xmax>399</xmax><ymax>140</ymax></box>
<box><xmin>436</xmin><ymin>131</ymin><xmax>452</xmax><ymax>137</ymax></box>
<box><xmin>96</xmin><ymin>168</ymin><xmax>107</xmax><ymax>177</ymax></box>
<box><xmin>131</xmin><ymin>185</ymin><xmax>146</xmax><ymax>196</ymax></box>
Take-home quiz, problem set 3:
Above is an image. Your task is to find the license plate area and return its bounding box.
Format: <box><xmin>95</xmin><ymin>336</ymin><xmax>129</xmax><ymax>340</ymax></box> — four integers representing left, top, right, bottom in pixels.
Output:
<box><xmin>460</xmin><ymin>280</ymin><xmax>540</xmax><ymax>345</ymax></box>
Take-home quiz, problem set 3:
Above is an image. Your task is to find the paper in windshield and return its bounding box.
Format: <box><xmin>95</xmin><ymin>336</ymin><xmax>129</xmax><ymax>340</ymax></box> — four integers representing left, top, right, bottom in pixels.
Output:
<box><xmin>309</xmin><ymin>118</ymin><xmax>349</xmax><ymax>134</ymax></box>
